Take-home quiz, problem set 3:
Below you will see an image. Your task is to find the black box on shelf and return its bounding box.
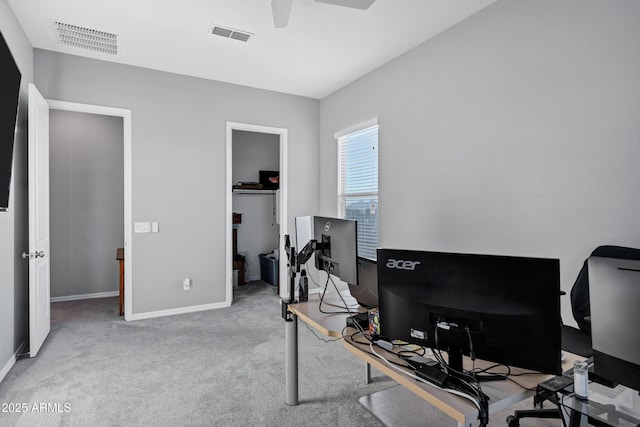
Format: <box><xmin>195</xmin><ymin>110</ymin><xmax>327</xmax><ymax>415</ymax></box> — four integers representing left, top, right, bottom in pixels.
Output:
<box><xmin>259</xmin><ymin>170</ymin><xmax>279</xmax><ymax>190</ymax></box>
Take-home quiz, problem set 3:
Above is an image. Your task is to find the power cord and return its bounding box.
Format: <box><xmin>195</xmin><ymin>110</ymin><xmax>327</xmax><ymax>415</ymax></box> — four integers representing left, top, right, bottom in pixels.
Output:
<box><xmin>344</xmin><ymin>325</ymin><xmax>486</xmax><ymax>424</ymax></box>
<box><xmin>433</xmin><ymin>319</ymin><xmax>489</xmax><ymax>426</ymax></box>
<box><xmin>303</xmin><ymin>261</ymin><xmax>324</xmax><ymax>288</ymax></box>
<box><xmin>303</xmin><ymin>321</ymin><xmax>342</xmax><ymax>343</ymax></box>
<box><xmin>367</xmin><ymin>340</ymin><xmax>484</xmax><ymax>413</ymax></box>
<box><xmin>318</xmin><ymin>269</ymin><xmax>356</xmax><ymax>315</ymax></box>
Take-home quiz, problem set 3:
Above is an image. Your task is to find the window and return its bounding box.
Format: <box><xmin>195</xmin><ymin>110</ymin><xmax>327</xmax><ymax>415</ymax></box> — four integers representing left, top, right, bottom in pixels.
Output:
<box><xmin>337</xmin><ymin>122</ymin><xmax>378</xmax><ymax>260</ymax></box>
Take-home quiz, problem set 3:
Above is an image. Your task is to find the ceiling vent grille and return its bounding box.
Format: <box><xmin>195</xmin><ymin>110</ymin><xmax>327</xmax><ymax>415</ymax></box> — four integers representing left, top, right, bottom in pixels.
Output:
<box><xmin>53</xmin><ymin>21</ymin><xmax>118</xmax><ymax>55</ymax></box>
<box><xmin>210</xmin><ymin>25</ymin><xmax>253</xmax><ymax>42</ymax></box>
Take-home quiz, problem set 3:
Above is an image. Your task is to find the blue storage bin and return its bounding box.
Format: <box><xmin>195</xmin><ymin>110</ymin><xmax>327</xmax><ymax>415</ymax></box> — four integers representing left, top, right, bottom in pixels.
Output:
<box><xmin>259</xmin><ymin>254</ymin><xmax>278</xmax><ymax>286</ymax></box>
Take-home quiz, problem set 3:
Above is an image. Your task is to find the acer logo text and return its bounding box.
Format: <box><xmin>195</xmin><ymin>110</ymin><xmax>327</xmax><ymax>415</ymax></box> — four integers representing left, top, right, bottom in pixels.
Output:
<box><xmin>386</xmin><ymin>259</ymin><xmax>421</xmax><ymax>270</ymax></box>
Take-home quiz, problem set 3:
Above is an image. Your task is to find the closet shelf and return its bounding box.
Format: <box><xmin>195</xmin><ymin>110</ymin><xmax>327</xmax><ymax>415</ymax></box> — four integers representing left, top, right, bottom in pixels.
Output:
<box><xmin>232</xmin><ymin>189</ymin><xmax>277</xmax><ymax>195</ymax></box>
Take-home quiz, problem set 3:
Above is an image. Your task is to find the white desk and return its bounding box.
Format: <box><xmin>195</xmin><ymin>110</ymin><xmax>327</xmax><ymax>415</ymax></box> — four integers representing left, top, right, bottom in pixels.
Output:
<box><xmin>284</xmin><ymin>294</ymin><xmax>576</xmax><ymax>426</ymax></box>
<box><xmin>344</xmin><ymin>332</ymin><xmax>580</xmax><ymax>426</ymax></box>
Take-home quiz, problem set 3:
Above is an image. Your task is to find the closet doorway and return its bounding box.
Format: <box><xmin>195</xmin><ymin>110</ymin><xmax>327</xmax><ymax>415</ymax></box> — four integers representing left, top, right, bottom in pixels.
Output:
<box><xmin>225</xmin><ymin>122</ymin><xmax>288</xmax><ymax>303</ymax></box>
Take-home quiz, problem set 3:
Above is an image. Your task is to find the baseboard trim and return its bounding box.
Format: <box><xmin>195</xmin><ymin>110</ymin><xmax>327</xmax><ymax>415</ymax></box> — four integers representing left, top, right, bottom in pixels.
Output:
<box><xmin>128</xmin><ymin>301</ymin><xmax>231</xmax><ymax>321</ymax></box>
<box><xmin>51</xmin><ymin>291</ymin><xmax>119</xmax><ymax>303</ymax></box>
<box><xmin>15</xmin><ymin>340</ymin><xmax>28</xmax><ymax>359</ymax></box>
<box><xmin>0</xmin><ymin>353</ymin><xmax>16</xmax><ymax>384</ymax></box>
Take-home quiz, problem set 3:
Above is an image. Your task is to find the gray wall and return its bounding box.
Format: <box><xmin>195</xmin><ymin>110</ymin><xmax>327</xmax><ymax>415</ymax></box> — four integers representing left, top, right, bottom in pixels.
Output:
<box><xmin>232</xmin><ymin>130</ymin><xmax>280</xmax><ymax>280</ymax></box>
<box><xmin>35</xmin><ymin>49</ymin><xmax>320</xmax><ymax>315</ymax></box>
<box><xmin>49</xmin><ymin>110</ymin><xmax>124</xmax><ymax>298</ymax></box>
<box><xmin>0</xmin><ymin>0</ymin><xmax>32</xmax><ymax>373</ymax></box>
<box><xmin>320</xmin><ymin>0</ymin><xmax>640</xmax><ymax>326</ymax></box>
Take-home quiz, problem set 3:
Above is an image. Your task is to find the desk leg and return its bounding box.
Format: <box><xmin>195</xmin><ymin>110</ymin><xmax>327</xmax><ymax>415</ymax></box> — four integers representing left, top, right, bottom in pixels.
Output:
<box><xmin>365</xmin><ymin>362</ymin><xmax>371</xmax><ymax>384</ymax></box>
<box><xmin>285</xmin><ymin>313</ymin><xmax>298</xmax><ymax>406</ymax></box>
<box><xmin>567</xmin><ymin>399</ymin><xmax>589</xmax><ymax>427</ymax></box>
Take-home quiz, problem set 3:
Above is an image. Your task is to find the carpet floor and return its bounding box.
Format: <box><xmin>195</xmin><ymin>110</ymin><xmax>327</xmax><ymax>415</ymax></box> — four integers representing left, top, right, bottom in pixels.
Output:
<box><xmin>0</xmin><ymin>282</ymin><xmax>561</xmax><ymax>426</ymax></box>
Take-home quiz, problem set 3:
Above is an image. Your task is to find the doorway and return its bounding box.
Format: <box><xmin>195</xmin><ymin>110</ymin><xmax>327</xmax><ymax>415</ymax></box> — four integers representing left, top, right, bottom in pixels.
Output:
<box><xmin>226</xmin><ymin>122</ymin><xmax>288</xmax><ymax>303</ymax></box>
<box><xmin>49</xmin><ymin>110</ymin><xmax>123</xmax><ymax>304</ymax></box>
<box><xmin>231</xmin><ymin>130</ymin><xmax>280</xmax><ymax>290</ymax></box>
<box><xmin>46</xmin><ymin>100</ymin><xmax>132</xmax><ymax>318</ymax></box>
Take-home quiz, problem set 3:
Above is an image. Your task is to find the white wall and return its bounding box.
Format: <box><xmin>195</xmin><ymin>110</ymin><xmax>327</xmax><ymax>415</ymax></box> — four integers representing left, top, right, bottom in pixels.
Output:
<box><xmin>0</xmin><ymin>0</ymin><xmax>32</xmax><ymax>377</ymax></box>
<box><xmin>35</xmin><ymin>49</ymin><xmax>320</xmax><ymax>315</ymax></box>
<box><xmin>232</xmin><ymin>130</ymin><xmax>280</xmax><ymax>280</ymax></box>
<box><xmin>49</xmin><ymin>110</ymin><xmax>124</xmax><ymax>298</ymax></box>
<box><xmin>319</xmin><ymin>0</ymin><xmax>640</xmax><ymax>325</ymax></box>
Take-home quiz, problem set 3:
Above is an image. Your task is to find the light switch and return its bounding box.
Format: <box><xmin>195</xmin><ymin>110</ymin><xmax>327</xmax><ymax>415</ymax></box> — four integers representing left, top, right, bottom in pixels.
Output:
<box><xmin>152</xmin><ymin>222</ymin><xmax>159</xmax><ymax>233</ymax></box>
<box><xmin>134</xmin><ymin>222</ymin><xmax>151</xmax><ymax>233</ymax></box>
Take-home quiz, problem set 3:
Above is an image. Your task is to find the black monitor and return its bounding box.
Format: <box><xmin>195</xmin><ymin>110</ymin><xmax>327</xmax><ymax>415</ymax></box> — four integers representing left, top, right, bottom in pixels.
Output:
<box><xmin>351</xmin><ymin>257</ymin><xmax>378</xmax><ymax>308</ymax></box>
<box><xmin>313</xmin><ymin>216</ymin><xmax>358</xmax><ymax>286</ymax></box>
<box><xmin>588</xmin><ymin>256</ymin><xmax>640</xmax><ymax>391</ymax></box>
<box><xmin>377</xmin><ymin>248</ymin><xmax>562</xmax><ymax>375</ymax></box>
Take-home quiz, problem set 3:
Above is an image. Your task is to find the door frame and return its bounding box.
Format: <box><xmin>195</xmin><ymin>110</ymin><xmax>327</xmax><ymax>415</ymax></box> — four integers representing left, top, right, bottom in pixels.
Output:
<box><xmin>47</xmin><ymin>99</ymin><xmax>133</xmax><ymax>319</ymax></box>
<box><xmin>226</xmin><ymin>122</ymin><xmax>288</xmax><ymax>303</ymax></box>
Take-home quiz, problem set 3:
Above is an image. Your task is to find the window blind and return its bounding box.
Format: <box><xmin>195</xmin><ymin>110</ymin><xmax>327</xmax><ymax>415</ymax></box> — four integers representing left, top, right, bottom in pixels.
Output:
<box><xmin>338</xmin><ymin>125</ymin><xmax>378</xmax><ymax>260</ymax></box>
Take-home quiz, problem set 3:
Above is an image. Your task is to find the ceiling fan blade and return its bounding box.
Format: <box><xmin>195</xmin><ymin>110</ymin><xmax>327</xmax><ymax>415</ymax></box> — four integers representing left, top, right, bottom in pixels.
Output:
<box><xmin>272</xmin><ymin>0</ymin><xmax>293</xmax><ymax>28</ymax></box>
<box><xmin>315</xmin><ymin>0</ymin><xmax>375</xmax><ymax>10</ymax></box>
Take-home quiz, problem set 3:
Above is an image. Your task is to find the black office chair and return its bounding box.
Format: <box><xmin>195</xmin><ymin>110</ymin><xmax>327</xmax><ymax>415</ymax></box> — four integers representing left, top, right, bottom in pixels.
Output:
<box><xmin>507</xmin><ymin>245</ymin><xmax>640</xmax><ymax>427</ymax></box>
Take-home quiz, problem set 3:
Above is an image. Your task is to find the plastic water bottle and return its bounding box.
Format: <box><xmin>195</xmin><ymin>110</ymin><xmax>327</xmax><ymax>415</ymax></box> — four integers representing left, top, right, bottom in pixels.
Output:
<box><xmin>574</xmin><ymin>360</ymin><xmax>589</xmax><ymax>399</ymax></box>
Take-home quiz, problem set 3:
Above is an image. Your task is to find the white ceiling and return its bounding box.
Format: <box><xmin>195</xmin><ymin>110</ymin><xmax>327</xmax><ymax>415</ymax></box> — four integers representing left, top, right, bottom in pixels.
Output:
<box><xmin>8</xmin><ymin>0</ymin><xmax>497</xmax><ymax>99</ymax></box>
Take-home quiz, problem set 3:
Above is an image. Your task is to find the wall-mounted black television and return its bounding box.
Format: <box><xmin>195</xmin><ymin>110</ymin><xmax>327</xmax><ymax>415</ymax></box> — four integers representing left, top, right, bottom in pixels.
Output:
<box><xmin>0</xmin><ymin>31</ymin><xmax>22</xmax><ymax>212</ymax></box>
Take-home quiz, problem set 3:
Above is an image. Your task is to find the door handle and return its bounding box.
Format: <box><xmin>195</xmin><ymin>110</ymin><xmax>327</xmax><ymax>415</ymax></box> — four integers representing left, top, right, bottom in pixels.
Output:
<box><xmin>21</xmin><ymin>251</ymin><xmax>45</xmax><ymax>259</ymax></box>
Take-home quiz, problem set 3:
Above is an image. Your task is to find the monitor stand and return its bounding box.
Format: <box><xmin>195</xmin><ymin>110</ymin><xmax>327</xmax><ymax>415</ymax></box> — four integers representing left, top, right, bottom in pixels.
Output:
<box><xmin>588</xmin><ymin>363</ymin><xmax>618</xmax><ymax>389</ymax></box>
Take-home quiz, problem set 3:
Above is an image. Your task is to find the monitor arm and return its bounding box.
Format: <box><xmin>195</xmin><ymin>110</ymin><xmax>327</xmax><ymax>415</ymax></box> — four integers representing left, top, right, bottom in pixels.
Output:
<box><xmin>282</xmin><ymin>235</ymin><xmax>324</xmax><ymax>321</ymax></box>
<box><xmin>296</xmin><ymin>239</ymin><xmax>317</xmax><ymax>266</ymax></box>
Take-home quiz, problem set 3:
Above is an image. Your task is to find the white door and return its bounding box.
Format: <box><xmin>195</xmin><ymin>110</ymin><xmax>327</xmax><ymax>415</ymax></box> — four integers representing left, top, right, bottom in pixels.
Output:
<box><xmin>27</xmin><ymin>84</ymin><xmax>51</xmax><ymax>357</ymax></box>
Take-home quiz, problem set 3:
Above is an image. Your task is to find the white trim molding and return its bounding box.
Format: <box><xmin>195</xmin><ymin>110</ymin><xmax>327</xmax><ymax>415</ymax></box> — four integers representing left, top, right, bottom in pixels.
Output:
<box><xmin>334</xmin><ymin>118</ymin><xmax>378</xmax><ymax>140</ymax></box>
<box><xmin>51</xmin><ymin>291</ymin><xmax>119</xmax><ymax>303</ymax></box>
<box><xmin>127</xmin><ymin>301</ymin><xmax>231</xmax><ymax>321</ymax></box>
<box><xmin>1</xmin><ymin>340</ymin><xmax>27</xmax><ymax>382</ymax></box>
<box><xmin>1</xmin><ymin>352</ymin><xmax>17</xmax><ymax>384</ymax></box>
<box><xmin>226</xmin><ymin>121</ymin><xmax>289</xmax><ymax>303</ymax></box>
<box><xmin>45</xmin><ymin>99</ymin><xmax>133</xmax><ymax>321</ymax></box>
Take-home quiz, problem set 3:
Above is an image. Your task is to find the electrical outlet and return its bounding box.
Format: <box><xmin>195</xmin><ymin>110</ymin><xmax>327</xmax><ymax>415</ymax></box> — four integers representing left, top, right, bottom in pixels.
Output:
<box><xmin>183</xmin><ymin>278</ymin><xmax>191</xmax><ymax>290</ymax></box>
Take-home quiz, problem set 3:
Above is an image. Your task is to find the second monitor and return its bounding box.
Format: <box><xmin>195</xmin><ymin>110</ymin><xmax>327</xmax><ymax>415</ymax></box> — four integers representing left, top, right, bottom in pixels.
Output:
<box><xmin>313</xmin><ymin>216</ymin><xmax>359</xmax><ymax>286</ymax></box>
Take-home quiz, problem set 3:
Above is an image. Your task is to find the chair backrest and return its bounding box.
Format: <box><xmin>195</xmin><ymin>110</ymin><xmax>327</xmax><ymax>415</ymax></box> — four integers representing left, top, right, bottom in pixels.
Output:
<box><xmin>571</xmin><ymin>245</ymin><xmax>640</xmax><ymax>333</ymax></box>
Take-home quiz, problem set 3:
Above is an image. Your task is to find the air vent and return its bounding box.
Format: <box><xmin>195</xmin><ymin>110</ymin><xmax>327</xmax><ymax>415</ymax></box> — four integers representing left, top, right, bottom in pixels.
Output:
<box><xmin>53</xmin><ymin>21</ymin><xmax>118</xmax><ymax>55</ymax></box>
<box><xmin>210</xmin><ymin>25</ymin><xmax>253</xmax><ymax>42</ymax></box>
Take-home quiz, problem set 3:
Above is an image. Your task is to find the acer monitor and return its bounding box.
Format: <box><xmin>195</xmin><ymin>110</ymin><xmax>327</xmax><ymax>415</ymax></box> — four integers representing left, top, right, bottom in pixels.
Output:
<box><xmin>313</xmin><ymin>216</ymin><xmax>358</xmax><ymax>286</ymax></box>
<box><xmin>0</xmin><ymin>31</ymin><xmax>22</xmax><ymax>212</ymax></box>
<box><xmin>588</xmin><ymin>256</ymin><xmax>640</xmax><ymax>391</ymax></box>
<box><xmin>377</xmin><ymin>249</ymin><xmax>562</xmax><ymax>375</ymax></box>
